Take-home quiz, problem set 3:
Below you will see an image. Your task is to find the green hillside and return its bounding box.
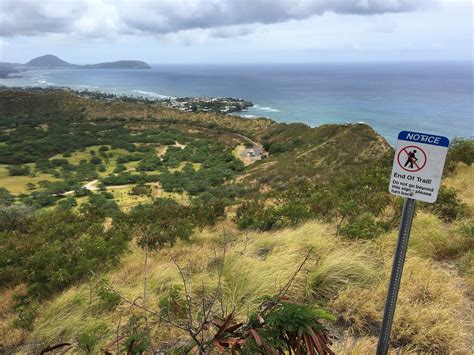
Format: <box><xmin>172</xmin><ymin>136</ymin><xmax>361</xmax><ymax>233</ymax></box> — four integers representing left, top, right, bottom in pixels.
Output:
<box><xmin>0</xmin><ymin>88</ymin><xmax>472</xmax><ymax>354</ymax></box>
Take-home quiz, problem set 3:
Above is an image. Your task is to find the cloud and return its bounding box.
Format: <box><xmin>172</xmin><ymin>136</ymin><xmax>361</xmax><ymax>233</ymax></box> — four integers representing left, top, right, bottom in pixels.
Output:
<box><xmin>0</xmin><ymin>0</ymin><xmax>433</xmax><ymax>38</ymax></box>
<box><xmin>209</xmin><ymin>26</ymin><xmax>255</xmax><ymax>39</ymax></box>
<box><xmin>0</xmin><ymin>1</ymin><xmax>85</xmax><ymax>36</ymax></box>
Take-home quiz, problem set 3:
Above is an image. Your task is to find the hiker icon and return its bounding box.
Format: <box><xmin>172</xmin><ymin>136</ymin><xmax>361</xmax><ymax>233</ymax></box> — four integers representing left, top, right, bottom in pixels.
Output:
<box><xmin>404</xmin><ymin>150</ymin><xmax>418</xmax><ymax>169</ymax></box>
<box><xmin>397</xmin><ymin>145</ymin><xmax>427</xmax><ymax>172</ymax></box>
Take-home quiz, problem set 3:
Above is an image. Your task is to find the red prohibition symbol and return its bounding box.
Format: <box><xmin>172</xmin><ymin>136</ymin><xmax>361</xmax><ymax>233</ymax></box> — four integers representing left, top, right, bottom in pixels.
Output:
<box><xmin>397</xmin><ymin>145</ymin><xmax>427</xmax><ymax>172</ymax></box>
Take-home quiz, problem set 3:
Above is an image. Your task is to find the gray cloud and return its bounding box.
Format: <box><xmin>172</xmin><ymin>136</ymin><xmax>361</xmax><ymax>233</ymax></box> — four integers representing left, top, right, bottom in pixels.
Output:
<box><xmin>0</xmin><ymin>1</ymin><xmax>86</xmax><ymax>36</ymax></box>
<box><xmin>0</xmin><ymin>0</ymin><xmax>433</xmax><ymax>38</ymax></box>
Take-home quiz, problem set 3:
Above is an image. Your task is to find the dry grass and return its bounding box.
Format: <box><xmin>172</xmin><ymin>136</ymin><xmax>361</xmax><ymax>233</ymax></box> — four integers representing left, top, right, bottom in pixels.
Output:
<box><xmin>403</xmin><ymin>211</ymin><xmax>474</xmax><ymax>260</ymax></box>
<box><xmin>0</xmin><ymin>286</ymin><xmax>26</xmax><ymax>351</ymax></box>
<box><xmin>444</xmin><ymin>163</ymin><xmax>474</xmax><ymax>214</ymax></box>
<box><xmin>306</xmin><ymin>248</ymin><xmax>379</xmax><ymax>300</ymax></box>
<box><xmin>332</xmin><ymin>336</ymin><xmax>378</xmax><ymax>354</ymax></box>
<box><xmin>3</xmin><ymin>214</ymin><xmax>471</xmax><ymax>353</ymax></box>
<box><xmin>331</xmin><ymin>256</ymin><xmax>470</xmax><ymax>353</ymax></box>
<box><xmin>2</xmin><ymin>166</ymin><xmax>472</xmax><ymax>353</ymax></box>
<box><xmin>19</xmin><ymin>221</ymin><xmax>338</xmax><ymax>351</ymax></box>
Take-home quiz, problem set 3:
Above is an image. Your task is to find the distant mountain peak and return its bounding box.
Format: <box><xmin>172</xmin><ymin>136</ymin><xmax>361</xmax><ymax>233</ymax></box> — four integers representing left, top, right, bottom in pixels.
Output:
<box><xmin>23</xmin><ymin>54</ymin><xmax>151</xmax><ymax>70</ymax></box>
<box><xmin>25</xmin><ymin>54</ymin><xmax>75</xmax><ymax>68</ymax></box>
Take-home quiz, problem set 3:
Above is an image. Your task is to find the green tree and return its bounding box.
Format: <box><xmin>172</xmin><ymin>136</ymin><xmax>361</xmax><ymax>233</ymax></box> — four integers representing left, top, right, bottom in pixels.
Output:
<box><xmin>130</xmin><ymin>199</ymin><xmax>194</xmax><ymax>249</ymax></box>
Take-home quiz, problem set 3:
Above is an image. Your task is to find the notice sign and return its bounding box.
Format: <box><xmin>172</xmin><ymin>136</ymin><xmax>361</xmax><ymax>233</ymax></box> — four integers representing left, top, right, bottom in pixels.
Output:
<box><xmin>389</xmin><ymin>131</ymin><xmax>449</xmax><ymax>203</ymax></box>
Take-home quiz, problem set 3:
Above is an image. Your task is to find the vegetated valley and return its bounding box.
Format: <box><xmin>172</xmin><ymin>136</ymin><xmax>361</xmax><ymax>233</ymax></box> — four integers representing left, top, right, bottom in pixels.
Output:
<box><xmin>0</xmin><ymin>88</ymin><xmax>472</xmax><ymax>354</ymax></box>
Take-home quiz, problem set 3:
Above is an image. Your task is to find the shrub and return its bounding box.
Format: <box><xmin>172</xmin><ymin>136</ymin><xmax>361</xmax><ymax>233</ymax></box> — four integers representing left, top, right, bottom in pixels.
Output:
<box><xmin>0</xmin><ymin>187</ymin><xmax>14</xmax><ymax>206</ymax></box>
<box><xmin>77</xmin><ymin>322</ymin><xmax>109</xmax><ymax>354</ymax></box>
<box><xmin>74</xmin><ymin>187</ymin><xmax>92</xmax><ymax>197</ymax></box>
<box><xmin>339</xmin><ymin>213</ymin><xmax>384</xmax><ymax>239</ymax></box>
<box><xmin>130</xmin><ymin>199</ymin><xmax>194</xmax><ymax>249</ymax></box>
<box><xmin>446</xmin><ymin>138</ymin><xmax>474</xmax><ymax>169</ymax></box>
<box><xmin>80</xmin><ymin>193</ymin><xmax>120</xmax><ymax>218</ymax></box>
<box><xmin>0</xmin><ymin>210</ymin><xmax>130</xmax><ymax>297</ymax></box>
<box><xmin>122</xmin><ymin>316</ymin><xmax>150</xmax><ymax>354</ymax></box>
<box><xmin>243</xmin><ymin>302</ymin><xmax>335</xmax><ymax>353</ymax></box>
<box><xmin>7</xmin><ymin>164</ymin><xmax>30</xmax><ymax>176</ymax></box>
<box><xmin>158</xmin><ymin>285</ymin><xmax>187</xmax><ymax>317</ymax></box>
<box><xmin>96</xmin><ymin>282</ymin><xmax>121</xmax><ymax>311</ymax></box>
<box><xmin>0</xmin><ymin>204</ymin><xmax>33</xmax><ymax>233</ymax></box>
<box><xmin>426</xmin><ymin>187</ymin><xmax>467</xmax><ymax>222</ymax></box>
<box><xmin>267</xmin><ymin>142</ymin><xmax>287</xmax><ymax>154</ymax></box>
<box><xmin>130</xmin><ymin>184</ymin><xmax>151</xmax><ymax>196</ymax></box>
<box><xmin>12</xmin><ymin>302</ymin><xmax>37</xmax><ymax>331</ymax></box>
<box><xmin>113</xmin><ymin>164</ymin><xmax>127</xmax><ymax>173</ymax></box>
<box><xmin>235</xmin><ymin>201</ymin><xmax>281</xmax><ymax>231</ymax></box>
<box><xmin>57</xmin><ymin>196</ymin><xmax>77</xmax><ymax>210</ymax></box>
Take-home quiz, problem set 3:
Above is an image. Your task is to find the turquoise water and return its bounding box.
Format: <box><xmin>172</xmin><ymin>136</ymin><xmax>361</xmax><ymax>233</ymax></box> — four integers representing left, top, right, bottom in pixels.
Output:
<box><xmin>1</xmin><ymin>62</ymin><xmax>472</xmax><ymax>145</ymax></box>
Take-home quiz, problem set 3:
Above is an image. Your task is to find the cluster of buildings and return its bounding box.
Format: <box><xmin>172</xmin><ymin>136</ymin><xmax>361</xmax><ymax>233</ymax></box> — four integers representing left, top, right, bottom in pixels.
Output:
<box><xmin>161</xmin><ymin>96</ymin><xmax>253</xmax><ymax>113</ymax></box>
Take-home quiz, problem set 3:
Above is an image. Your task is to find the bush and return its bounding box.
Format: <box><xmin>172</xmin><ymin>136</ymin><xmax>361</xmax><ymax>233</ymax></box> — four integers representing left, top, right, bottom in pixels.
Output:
<box><xmin>244</xmin><ymin>302</ymin><xmax>335</xmax><ymax>353</ymax></box>
<box><xmin>0</xmin><ymin>187</ymin><xmax>14</xmax><ymax>206</ymax></box>
<box><xmin>267</xmin><ymin>142</ymin><xmax>287</xmax><ymax>154</ymax></box>
<box><xmin>130</xmin><ymin>199</ymin><xmax>194</xmax><ymax>249</ymax></box>
<box><xmin>235</xmin><ymin>201</ymin><xmax>281</xmax><ymax>231</ymax></box>
<box><xmin>12</xmin><ymin>302</ymin><xmax>37</xmax><ymax>331</ymax></box>
<box><xmin>446</xmin><ymin>138</ymin><xmax>474</xmax><ymax>169</ymax></box>
<box><xmin>130</xmin><ymin>184</ymin><xmax>151</xmax><ymax>196</ymax></box>
<box><xmin>77</xmin><ymin>322</ymin><xmax>109</xmax><ymax>354</ymax></box>
<box><xmin>80</xmin><ymin>193</ymin><xmax>120</xmax><ymax>218</ymax></box>
<box><xmin>7</xmin><ymin>164</ymin><xmax>30</xmax><ymax>176</ymax></box>
<box><xmin>57</xmin><ymin>196</ymin><xmax>77</xmax><ymax>210</ymax></box>
<box><xmin>113</xmin><ymin>164</ymin><xmax>127</xmax><ymax>173</ymax></box>
<box><xmin>90</xmin><ymin>156</ymin><xmax>102</xmax><ymax>165</ymax></box>
<box><xmin>339</xmin><ymin>213</ymin><xmax>384</xmax><ymax>239</ymax></box>
<box><xmin>0</xmin><ymin>210</ymin><xmax>130</xmax><ymax>297</ymax></box>
<box><xmin>410</xmin><ymin>213</ymin><xmax>474</xmax><ymax>260</ymax></box>
<box><xmin>0</xmin><ymin>204</ymin><xmax>33</xmax><ymax>233</ymax></box>
<box><xmin>96</xmin><ymin>282</ymin><xmax>121</xmax><ymax>311</ymax></box>
<box><xmin>427</xmin><ymin>187</ymin><xmax>467</xmax><ymax>222</ymax></box>
<box><xmin>158</xmin><ymin>285</ymin><xmax>187</xmax><ymax>317</ymax></box>
<box><xmin>75</xmin><ymin>187</ymin><xmax>92</xmax><ymax>197</ymax></box>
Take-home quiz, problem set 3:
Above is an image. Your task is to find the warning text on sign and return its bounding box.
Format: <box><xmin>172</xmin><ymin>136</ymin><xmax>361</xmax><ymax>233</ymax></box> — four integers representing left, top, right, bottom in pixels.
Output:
<box><xmin>389</xmin><ymin>131</ymin><xmax>449</xmax><ymax>203</ymax></box>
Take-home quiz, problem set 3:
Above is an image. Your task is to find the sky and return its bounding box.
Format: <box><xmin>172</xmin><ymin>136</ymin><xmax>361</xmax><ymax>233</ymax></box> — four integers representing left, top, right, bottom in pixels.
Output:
<box><xmin>0</xmin><ymin>0</ymin><xmax>472</xmax><ymax>64</ymax></box>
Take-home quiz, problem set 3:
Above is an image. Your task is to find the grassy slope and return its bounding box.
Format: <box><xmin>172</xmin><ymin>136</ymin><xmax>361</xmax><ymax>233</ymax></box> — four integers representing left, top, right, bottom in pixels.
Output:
<box><xmin>2</xmin><ymin>165</ymin><xmax>472</xmax><ymax>353</ymax></box>
<box><xmin>0</xmin><ymin>89</ymin><xmax>392</xmax><ymax>212</ymax></box>
<box><xmin>0</xmin><ymin>90</ymin><xmax>470</xmax><ymax>352</ymax></box>
<box><xmin>0</xmin><ymin>90</ymin><xmax>274</xmax><ymax>137</ymax></box>
<box><xmin>241</xmin><ymin>123</ymin><xmax>391</xmax><ymax>189</ymax></box>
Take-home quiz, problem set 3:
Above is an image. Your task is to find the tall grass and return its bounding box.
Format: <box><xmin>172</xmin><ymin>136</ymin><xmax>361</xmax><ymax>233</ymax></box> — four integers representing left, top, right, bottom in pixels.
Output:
<box><xmin>331</xmin><ymin>256</ymin><xmax>470</xmax><ymax>353</ymax></box>
<box><xmin>3</xmin><ymin>187</ymin><xmax>472</xmax><ymax>353</ymax></box>
<box><xmin>407</xmin><ymin>211</ymin><xmax>474</xmax><ymax>260</ymax></box>
<box><xmin>306</xmin><ymin>249</ymin><xmax>379</xmax><ymax>299</ymax></box>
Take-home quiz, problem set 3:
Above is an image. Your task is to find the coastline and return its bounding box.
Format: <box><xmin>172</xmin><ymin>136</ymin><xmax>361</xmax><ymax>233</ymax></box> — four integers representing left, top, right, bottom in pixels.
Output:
<box><xmin>1</xmin><ymin>61</ymin><xmax>472</xmax><ymax>144</ymax></box>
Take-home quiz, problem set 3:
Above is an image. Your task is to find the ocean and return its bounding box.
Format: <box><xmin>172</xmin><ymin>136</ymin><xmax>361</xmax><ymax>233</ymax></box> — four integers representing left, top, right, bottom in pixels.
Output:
<box><xmin>1</xmin><ymin>62</ymin><xmax>472</xmax><ymax>145</ymax></box>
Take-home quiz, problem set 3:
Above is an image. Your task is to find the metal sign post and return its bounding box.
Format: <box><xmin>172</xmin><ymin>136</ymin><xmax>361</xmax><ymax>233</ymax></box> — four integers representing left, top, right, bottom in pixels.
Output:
<box><xmin>378</xmin><ymin>130</ymin><xmax>449</xmax><ymax>354</ymax></box>
<box><xmin>376</xmin><ymin>197</ymin><xmax>416</xmax><ymax>355</ymax></box>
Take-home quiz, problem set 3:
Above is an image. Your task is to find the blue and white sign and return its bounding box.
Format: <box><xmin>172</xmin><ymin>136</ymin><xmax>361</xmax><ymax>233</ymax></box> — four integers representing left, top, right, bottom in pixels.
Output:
<box><xmin>389</xmin><ymin>131</ymin><xmax>449</xmax><ymax>203</ymax></box>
